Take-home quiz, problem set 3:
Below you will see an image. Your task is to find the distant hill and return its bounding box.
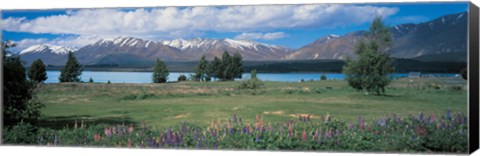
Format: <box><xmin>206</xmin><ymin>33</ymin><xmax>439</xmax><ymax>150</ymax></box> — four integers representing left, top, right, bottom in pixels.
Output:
<box><xmin>284</xmin><ymin>12</ymin><xmax>467</xmax><ymax>62</ymax></box>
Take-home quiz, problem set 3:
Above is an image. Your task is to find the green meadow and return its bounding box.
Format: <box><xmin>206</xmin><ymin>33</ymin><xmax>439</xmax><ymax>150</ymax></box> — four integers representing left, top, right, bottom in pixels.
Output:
<box><xmin>34</xmin><ymin>77</ymin><xmax>467</xmax><ymax>130</ymax></box>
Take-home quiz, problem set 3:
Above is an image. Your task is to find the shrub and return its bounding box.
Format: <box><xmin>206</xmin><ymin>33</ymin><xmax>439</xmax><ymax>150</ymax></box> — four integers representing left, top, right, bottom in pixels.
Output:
<box><xmin>238</xmin><ymin>70</ymin><xmax>264</xmax><ymax>90</ymax></box>
<box><xmin>2</xmin><ymin>121</ymin><xmax>38</xmax><ymax>144</ymax></box>
<box><xmin>320</xmin><ymin>74</ymin><xmax>327</xmax><ymax>80</ymax></box>
<box><xmin>178</xmin><ymin>75</ymin><xmax>187</xmax><ymax>81</ymax></box>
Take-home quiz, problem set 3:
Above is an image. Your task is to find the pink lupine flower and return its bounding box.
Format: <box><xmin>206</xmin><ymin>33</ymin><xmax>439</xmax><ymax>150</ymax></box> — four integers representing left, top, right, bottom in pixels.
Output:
<box><xmin>128</xmin><ymin>124</ymin><xmax>134</xmax><ymax>133</ymax></box>
<box><xmin>104</xmin><ymin>127</ymin><xmax>112</xmax><ymax>137</ymax></box>
<box><xmin>302</xmin><ymin>130</ymin><xmax>307</xmax><ymax>141</ymax></box>
<box><xmin>94</xmin><ymin>134</ymin><xmax>100</xmax><ymax>142</ymax></box>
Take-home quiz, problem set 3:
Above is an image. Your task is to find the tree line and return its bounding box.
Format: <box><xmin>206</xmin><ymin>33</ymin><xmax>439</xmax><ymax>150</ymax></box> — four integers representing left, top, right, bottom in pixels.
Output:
<box><xmin>152</xmin><ymin>51</ymin><xmax>243</xmax><ymax>83</ymax></box>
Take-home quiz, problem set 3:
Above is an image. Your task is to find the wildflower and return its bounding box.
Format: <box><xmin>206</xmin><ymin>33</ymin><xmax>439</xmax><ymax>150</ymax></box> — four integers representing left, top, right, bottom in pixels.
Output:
<box><xmin>302</xmin><ymin>130</ymin><xmax>307</xmax><ymax>141</ymax></box>
<box><xmin>418</xmin><ymin>112</ymin><xmax>424</xmax><ymax>122</ymax></box>
<box><xmin>233</xmin><ymin>112</ymin><xmax>238</xmax><ymax>123</ymax></box>
<box><xmin>255</xmin><ymin>134</ymin><xmax>261</xmax><ymax>143</ymax></box>
<box><xmin>359</xmin><ymin>118</ymin><xmax>365</xmax><ymax>130</ymax></box>
<box><xmin>128</xmin><ymin>124</ymin><xmax>134</xmax><ymax>133</ymax></box>
<box><xmin>446</xmin><ymin>110</ymin><xmax>452</xmax><ymax>121</ymax></box>
<box><xmin>214</xmin><ymin>140</ymin><xmax>219</xmax><ymax>149</ymax></box>
<box><xmin>194</xmin><ymin>128</ymin><xmax>199</xmax><ymax>141</ymax></box>
<box><xmin>112</xmin><ymin>127</ymin><xmax>117</xmax><ymax>135</ymax></box>
<box><xmin>348</xmin><ymin>123</ymin><xmax>354</xmax><ymax>129</ymax></box>
<box><xmin>94</xmin><ymin>134</ymin><xmax>100</xmax><ymax>142</ymax></box>
<box><xmin>288</xmin><ymin>126</ymin><xmax>293</xmax><ymax>138</ymax></box>
<box><xmin>430</xmin><ymin>114</ymin><xmax>436</xmax><ymax>123</ymax></box>
<box><xmin>307</xmin><ymin>114</ymin><xmax>311</xmax><ymax>122</ymax></box>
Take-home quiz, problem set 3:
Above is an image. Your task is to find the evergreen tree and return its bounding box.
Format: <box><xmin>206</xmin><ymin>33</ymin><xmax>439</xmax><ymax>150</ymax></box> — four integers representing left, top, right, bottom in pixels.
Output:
<box><xmin>152</xmin><ymin>58</ymin><xmax>169</xmax><ymax>83</ymax></box>
<box><xmin>2</xmin><ymin>41</ymin><xmax>44</xmax><ymax>126</ymax></box>
<box><xmin>59</xmin><ymin>51</ymin><xmax>83</xmax><ymax>82</ymax></box>
<box><xmin>231</xmin><ymin>52</ymin><xmax>243</xmax><ymax>79</ymax></box>
<box><xmin>88</xmin><ymin>77</ymin><xmax>94</xmax><ymax>83</ymax></box>
<box><xmin>193</xmin><ymin>55</ymin><xmax>209</xmax><ymax>81</ymax></box>
<box><xmin>28</xmin><ymin>59</ymin><xmax>47</xmax><ymax>83</ymax></box>
<box><xmin>343</xmin><ymin>17</ymin><xmax>393</xmax><ymax>95</ymax></box>
<box><xmin>220</xmin><ymin>51</ymin><xmax>232</xmax><ymax>80</ymax></box>
<box><xmin>209</xmin><ymin>56</ymin><xmax>221</xmax><ymax>81</ymax></box>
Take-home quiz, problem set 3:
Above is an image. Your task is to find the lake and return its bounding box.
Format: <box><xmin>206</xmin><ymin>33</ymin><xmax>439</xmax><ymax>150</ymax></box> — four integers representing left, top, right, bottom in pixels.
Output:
<box><xmin>44</xmin><ymin>71</ymin><xmax>457</xmax><ymax>83</ymax></box>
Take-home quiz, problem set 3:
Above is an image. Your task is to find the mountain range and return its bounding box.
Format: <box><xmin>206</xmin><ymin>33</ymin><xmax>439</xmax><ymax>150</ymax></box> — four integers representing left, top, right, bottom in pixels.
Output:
<box><xmin>18</xmin><ymin>11</ymin><xmax>467</xmax><ymax>66</ymax></box>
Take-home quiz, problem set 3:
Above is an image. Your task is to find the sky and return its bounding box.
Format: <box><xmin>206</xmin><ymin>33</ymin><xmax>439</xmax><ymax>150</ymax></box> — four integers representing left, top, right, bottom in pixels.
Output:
<box><xmin>1</xmin><ymin>2</ymin><xmax>469</xmax><ymax>52</ymax></box>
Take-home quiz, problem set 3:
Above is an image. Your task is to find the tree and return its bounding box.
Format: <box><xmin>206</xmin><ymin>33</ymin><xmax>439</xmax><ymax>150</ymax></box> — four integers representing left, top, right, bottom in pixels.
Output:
<box><xmin>152</xmin><ymin>58</ymin><xmax>169</xmax><ymax>83</ymax></box>
<box><xmin>231</xmin><ymin>52</ymin><xmax>243</xmax><ymax>79</ymax></box>
<box><xmin>2</xmin><ymin>41</ymin><xmax>44</xmax><ymax>127</ymax></box>
<box><xmin>209</xmin><ymin>56</ymin><xmax>222</xmax><ymax>81</ymax></box>
<box><xmin>28</xmin><ymin>59</ymin><xmax>47</xmax><ymax>83</ymax></box>
<box><xmin>88</xmin><ymin>77</ymin><xmax>94</xmax><ymax>83</ymax></box>
<box><xmin>192</xmin><ymin>55</ymin><xmax>209</xmax><ymax>81</ymax></box>
<box><xmin>59</xmin><ymin>51</ymin><xmax>83</xmax><ymax>82</ymax></box>
<box><xmin>343</xmin><ymin>17</ymin><xmax>393</xmax><ymax>95</ymax></box>
<box><xmin>220</xmin><ymin>51</ymin><xmax>232</xmax><ymax>80</ymax></box>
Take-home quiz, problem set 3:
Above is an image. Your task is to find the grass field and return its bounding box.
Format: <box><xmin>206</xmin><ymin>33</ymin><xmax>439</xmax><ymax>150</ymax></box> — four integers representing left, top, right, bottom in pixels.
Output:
<box><xmin>34</xmin><ymin>77</ymin><xmax>467</xmax><ymax>130</ymax></box>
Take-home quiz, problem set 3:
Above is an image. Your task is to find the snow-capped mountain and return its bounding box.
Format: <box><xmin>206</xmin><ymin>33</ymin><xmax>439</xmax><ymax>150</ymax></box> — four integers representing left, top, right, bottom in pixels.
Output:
<box><xmin>18</xmin><ymin>44</ymin><xmax>78</xmax><ymax>66</ymax></box>
<box><xmin>160</xmin><ymin>38</ymin><xmax>291</xmax><ymax>60</ymax></box>
<box><xmin>19</xmin><ymin>44</ymin><xmax>77</xmax><ymax>55</ymax></box>
<box><xmin>19</xmin><ymin>36</ymin><xmax>292</xmax><ymax>66</ymax></box>
<box><xmin>284</xmin><ymin>11</ymin><xmax>467</xmax><ymax>62</ymax></box>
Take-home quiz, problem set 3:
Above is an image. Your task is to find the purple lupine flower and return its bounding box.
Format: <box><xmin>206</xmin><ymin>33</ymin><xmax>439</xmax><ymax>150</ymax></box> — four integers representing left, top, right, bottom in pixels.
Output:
<box><xmin>446</xmin><ymin>110</ymin><xmax>452</xmax><ymax>121</ymax></box>
<box><xmin>418</xmin><ymin>112</ymin><xmax>424</xmax><ymax>122</ymax></box>
<box><xmin>182</xmin><ymin>123</ymin><xmax>188</xmax><ymax>134</ymax></box>
<box><xmin>214</xmin><ymin>140</ymin><xmax>219</xmax><ymax>149</ymax></box>
<box><xmin>194</xmin><ymin>128</ymin><xmax>199</xmax><ymax>141</ymax></box>
<box><xmin>255</xmin><ymin>134</ymin><xmax>261</xmax><ymax>143</ymax></box>
<box><xmin>147</xmin><ymin>137</ymin><xmax>155</xmax><ymax>147</ymax></box>
<box><xmin>440</xmin><ymin>121</ymin><xmax>446</xmax><ymax>129</ymax></box>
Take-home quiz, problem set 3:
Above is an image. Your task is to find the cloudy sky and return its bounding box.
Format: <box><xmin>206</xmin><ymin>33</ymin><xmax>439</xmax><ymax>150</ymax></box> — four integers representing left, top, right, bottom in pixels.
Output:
<box><xmin>1</xmin><ymin>2</ymin><xmax>468</xmax><ymax>51</ymax></box>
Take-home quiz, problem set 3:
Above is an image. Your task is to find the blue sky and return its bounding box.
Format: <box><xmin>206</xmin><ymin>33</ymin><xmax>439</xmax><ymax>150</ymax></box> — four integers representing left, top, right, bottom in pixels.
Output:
<box><xmin>1</xmin><ymin>2</ymin><xmax>468</xmax><ymax>51</ymax></box>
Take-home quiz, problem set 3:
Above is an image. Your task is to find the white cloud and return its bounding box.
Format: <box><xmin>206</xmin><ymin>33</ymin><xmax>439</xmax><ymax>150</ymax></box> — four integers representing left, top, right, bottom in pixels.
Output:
<box><xmin>234</xmin><ymin>32</ymin><xmax>287</xmax><ymax>40</ymax></box>
<box><xmin>3</xmin><ymin>4</ymin><xmax>399</xmax><ymax>48</ymax></box>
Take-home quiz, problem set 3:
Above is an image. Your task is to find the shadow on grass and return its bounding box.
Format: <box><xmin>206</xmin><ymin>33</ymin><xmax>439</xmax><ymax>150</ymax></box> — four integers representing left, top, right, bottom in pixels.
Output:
<box><xmin>36</xmin><ymin>115</ymin><xmax>137</xmax><ymax>130</ymax></box>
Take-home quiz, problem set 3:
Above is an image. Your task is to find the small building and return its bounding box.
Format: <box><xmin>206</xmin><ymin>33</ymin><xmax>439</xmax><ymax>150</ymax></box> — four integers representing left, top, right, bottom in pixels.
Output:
<box><xmin>408</xmin><ymin>72</ymin><xmax>422</xmax><ymax>78</ymax></box>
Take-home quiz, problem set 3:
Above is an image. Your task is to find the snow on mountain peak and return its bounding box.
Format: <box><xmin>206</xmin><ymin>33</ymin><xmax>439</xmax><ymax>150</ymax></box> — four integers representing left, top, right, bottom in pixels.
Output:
<box><xmin>20</xmin><ymin>44</ymin><xmax>77</xmax><ymax>55</ymax></box>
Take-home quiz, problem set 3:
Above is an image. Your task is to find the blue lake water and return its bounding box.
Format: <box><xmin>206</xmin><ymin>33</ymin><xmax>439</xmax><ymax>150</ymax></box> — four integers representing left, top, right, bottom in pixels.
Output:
<box><xmin>44</xmin><ymin>71</ymin><xmax>456</xmax><ymax>83</ymax></box>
